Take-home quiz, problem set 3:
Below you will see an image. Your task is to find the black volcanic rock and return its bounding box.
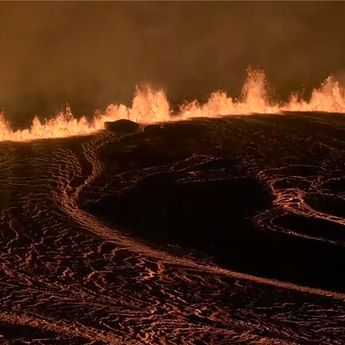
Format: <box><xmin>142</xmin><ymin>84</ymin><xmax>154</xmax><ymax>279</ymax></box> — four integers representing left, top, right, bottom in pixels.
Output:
<box><xmin>82</xmin><ymin>113</ymin><xmax>345</xmax><ymax>293</ymax></box>
<box><xmin>104</xmin><ymin>119</ymin><xmax>139</xmax><ymax>134</ymax></box>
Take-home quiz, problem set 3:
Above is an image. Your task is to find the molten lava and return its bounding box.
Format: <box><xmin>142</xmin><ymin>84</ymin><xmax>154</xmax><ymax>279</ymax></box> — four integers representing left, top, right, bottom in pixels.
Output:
<box><xmin>1</xmin><ymin>69</ymin><xmax>345</xmax><ymax>142</ymax></box>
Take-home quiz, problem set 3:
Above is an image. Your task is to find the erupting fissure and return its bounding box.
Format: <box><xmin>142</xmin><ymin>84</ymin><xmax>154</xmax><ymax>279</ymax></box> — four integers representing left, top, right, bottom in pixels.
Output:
<box><xmin>1</xmin><ymin>69</ymin><xmax>345</xmax><ymax>142</ymax></box>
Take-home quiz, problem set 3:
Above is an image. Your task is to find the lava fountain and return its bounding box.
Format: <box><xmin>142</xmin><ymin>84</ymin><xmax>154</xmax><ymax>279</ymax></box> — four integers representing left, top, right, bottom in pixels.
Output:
<box><xmin>1</xmin><ymin>69</ymin><xmax>345</xmax><ymax>142</ymax></box>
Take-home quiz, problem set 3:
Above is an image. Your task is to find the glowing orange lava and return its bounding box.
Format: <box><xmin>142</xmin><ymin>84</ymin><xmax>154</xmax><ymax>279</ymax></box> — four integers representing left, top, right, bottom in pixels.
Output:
<box><xmin>1</xmin><ymin>69</ymin><xmax>345</xmax><ymax>142</ymax></box>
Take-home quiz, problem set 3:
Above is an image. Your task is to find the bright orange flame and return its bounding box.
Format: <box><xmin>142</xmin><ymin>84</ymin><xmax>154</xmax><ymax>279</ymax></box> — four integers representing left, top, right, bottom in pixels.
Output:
<box><xmin>1</xmin><ymin>69</ymin><xmax>345</xmax><ymax>142</ymax></box>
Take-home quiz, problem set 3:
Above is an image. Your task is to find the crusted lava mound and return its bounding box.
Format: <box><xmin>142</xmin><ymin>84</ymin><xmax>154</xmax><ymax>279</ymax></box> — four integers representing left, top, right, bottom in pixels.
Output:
<box><xmin>104</xmin><ymin>119</ymin><xmax>140</xmax><ymax>134</ymax></box>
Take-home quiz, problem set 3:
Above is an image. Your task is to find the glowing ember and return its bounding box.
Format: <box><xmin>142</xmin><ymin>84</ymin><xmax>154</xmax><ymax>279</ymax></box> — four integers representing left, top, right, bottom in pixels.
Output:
<box><xmin>1</xmin><ymin>69</ymin><xmax>345</xmax><ymax>142</ymax></box>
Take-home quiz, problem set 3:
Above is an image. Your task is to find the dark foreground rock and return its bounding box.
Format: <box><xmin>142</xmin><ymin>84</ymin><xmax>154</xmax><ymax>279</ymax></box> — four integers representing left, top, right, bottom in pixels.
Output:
<box><xmin>82</xmin><ymin>113</ymin><xmax>345</xmax><ymax>292</ymax></box>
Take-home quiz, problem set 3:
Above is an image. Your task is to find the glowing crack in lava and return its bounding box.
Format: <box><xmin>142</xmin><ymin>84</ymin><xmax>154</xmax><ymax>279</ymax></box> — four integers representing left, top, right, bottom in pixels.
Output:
<box><xmin>1</xmin><ymin>69</ymin><xmax>345</xmax><ymax>142</ymax></box>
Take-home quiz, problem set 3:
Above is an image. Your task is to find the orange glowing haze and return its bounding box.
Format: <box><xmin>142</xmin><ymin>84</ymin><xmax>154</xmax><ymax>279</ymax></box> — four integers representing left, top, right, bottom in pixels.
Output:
<box><xmin>1</xmin><ymin>69</ymin><xmax>345</xmax><ymax>142</ymax></box>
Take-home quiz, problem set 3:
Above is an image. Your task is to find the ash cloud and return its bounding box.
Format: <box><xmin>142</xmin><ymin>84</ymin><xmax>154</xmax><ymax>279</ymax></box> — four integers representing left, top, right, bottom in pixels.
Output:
<box><xmin>0</xmin><ymin>2</ymin><xmax>344</xmax><ymax>126</ymax></box>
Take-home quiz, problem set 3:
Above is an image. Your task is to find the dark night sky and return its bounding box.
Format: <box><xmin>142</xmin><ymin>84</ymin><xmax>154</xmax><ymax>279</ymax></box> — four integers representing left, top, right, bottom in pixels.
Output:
<box><xmin>0</xmin><ymin>1</ymin><xmax>345</xmax><ymax>125</ymax></box>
